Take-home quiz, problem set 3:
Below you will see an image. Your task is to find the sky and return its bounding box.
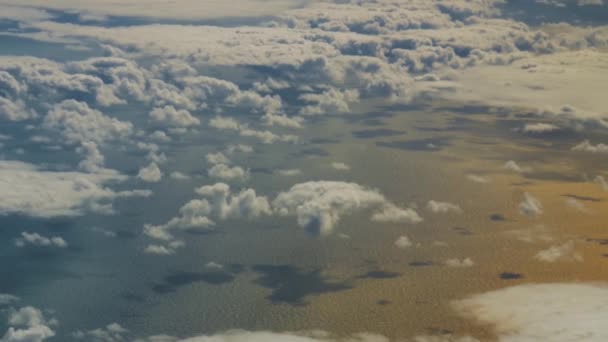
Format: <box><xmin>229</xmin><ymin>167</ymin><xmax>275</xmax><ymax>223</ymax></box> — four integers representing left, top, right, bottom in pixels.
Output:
<box><xmin>0</xmin><ymin>0</ymin><xmax>608</xmax><ymax>341</ymax></box>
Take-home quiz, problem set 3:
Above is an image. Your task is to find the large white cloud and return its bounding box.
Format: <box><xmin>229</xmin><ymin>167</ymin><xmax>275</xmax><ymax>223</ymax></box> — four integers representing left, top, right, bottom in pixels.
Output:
<box><xmin>0</xmin><ymin>160</ymin><xmax>149</xmax><ymax>217</ymax></box>
<box><xmin>144</xmin><ymin>183</ymin><xmax>270</xmax><ymax>243</ymax></box>
<box><xmin>454</xmin><ymin>283</ymin><xmax>608</xmax><ymax>342</ymax></box>
<box><xmin>273</xmin><ymin>181</ymin><xmax>421</xmax><ymax>236</ymax></box>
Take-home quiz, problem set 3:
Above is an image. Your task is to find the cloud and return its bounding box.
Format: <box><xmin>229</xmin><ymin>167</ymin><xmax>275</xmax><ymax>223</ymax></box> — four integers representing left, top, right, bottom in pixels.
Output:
<box><xmin>572</xmin><ymin>140</ymin><xmax>608</xmax><ymax>153</ymax></box>
<box><xmin>370</xmin><ymin>205</ymin><xmax>422</xmax><ymax>224</ymax></box>
<box><xmin>535</xmin><ymin>241</ymin><xmax>583</xmax><ymax>262</ymax></box>
<box><xmin>426</xmin><ymin>200</ymin><xmax>462</xmax><ymax>214</ymax></box>
<box><xmin>454</xmin><ymin>283</ymin><xmax>608</xmax><ymax>341</ymax></box>
<box><xmin>594</xmin><ymin>175</ymin><xmax>608</xmax><ymax>191</ymax></box>
<box><xmin>278</xmin><ymin>169</ymin><xmax>302</xmax><ymax>176</ymax></box>
<box><xmin>15</xmin><ymin>232</ymin><xmax>68</xmax><ymax>248</ymax></box>
<box><xmin>144</xmin><ymin>183</ymin><xmax>270</xmax><ymax>243</ymax></box>
<box><xmin>43</xmin><ymin>100</ymin><xmax>132</xmax><ymax>144</ymax></box>
<box><xmin>299</xmin><ymin>88</ymin><xmax>359</xmax><ymax>116</ymax></box>
<box><xmin>138</xmin><ymin>163</ymin><xmax>163</xmax><ymax>183</ymax></box>
<box><xmin>466</xmin><ymin>174</ymin><xmax>490</xmax><ymax>183</ymax></box>
<box><xmin>2</xmin><ymin>306</ymin><xmax>55</xmax><ymax>342</ymax></box>
<box><xmin>0</xmin><ymin>160</ymin><xmax>147</xmax><ymax>217</ymax></box>
<box><xmin>330</xmin><ymin>162</ymin><xmax>350</xmax><ymax>171</ymax></box>
<box><xmin>205</xmin><ymin>152</ymin><xmax>230</xmax><ymax>166</ymax></box>
<box><xmin>273</xmin><ymin>181</ymin><xmax>421</xmax><ymax>236</ymax></box>
<box><xmin>0</xmin><ymin>0</ymin><xmax>303</xmax><ymax>20</ymax></box>
<box><xmin>445</xmin><ymin>258</ymin><xmax>474</xmax><ymax>268</ymax></box>
<box><xmin>521</xmin><ymin>123</ymin><xmax>560</xmax><ymax>134</ymax></box>
<box><xmin>72</xmin><ymin>322</ymin><xmax>129</xmax><ymax>342</ymax></box>
<box><xmin>208</xmin><ymin>164</ymin><xmax>249</xmax><ymax>182</ymax></box>
<box><xmin>169</xmin><ymin>172</ymin><xmax>190</xmax><ymax>180</ymax></box>
<box><xmin>149</xmin><ymin>105</ymin><xmax>200</xmax><ymax>128</ymax></box>
<box><xmin>0</xmin><ymin>294</ymin><xmax>19</xmax><ymax>306</ymax></box>
<box><xmin>519</xmin><ymin>192</ymin><xmax>543</xmax><ymax>216</ymax></box>
<box><xmin>394</xmin><ymin>235</ymin><xmax>413</xmax><ymax>249</ymax></box>
<box><xmin>503</xmin><ymin>160</ymin><xmax>529</xmax><ymax>173</ymax></box>
<box><xmin>209</xmin><ymin>116</ymin><xmax>299</xmax><ymax>144</ymax></box>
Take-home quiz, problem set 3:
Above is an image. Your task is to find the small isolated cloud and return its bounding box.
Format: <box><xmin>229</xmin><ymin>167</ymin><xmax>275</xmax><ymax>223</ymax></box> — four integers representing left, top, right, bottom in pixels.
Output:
<box><xmin>521</xmin><ymin>123</ymin><xmax>560</xmax><ymax>134</ymax></box>
<box><xmin>426</xmin><ymin>200</ymin><xmax>462</xmax><ymax>214</ymax></box>
<box><xmin>73</xmin><ymin>322</ymin><xmax>128</xmax><ymax>342</ymax></box>
<box><xmin>466</xmin><ymin>174</ymin><xmax>490</xmax><ymax>184</ymax></box>
<box><xmin>535</xmin><ymin>241</ymin><xmax>583</xmax><ymax>263</ymax></box>
<box><xmin>572</xmin><ymin>140</ymin><xmax>608</xmax><ymax>154</ymax></box>
<box><xmin>504</xmin><ymin>160</ymin><xmax>530</xmax><ymax>173</ymax></box>
<box><xmin>137</xmin><ymin>163</ymin><xmax>163</xmax><ymax>183</ymax></box>
<box><xmin>169</xmin><ymin>172</ymin><xmax>190</xmax><ymax>180</ymax></box>
<box><xmin>15</xmin><ymin>232</ymin><xmax>67</xmax><ymax>248</ymax></box>
<box><xmin>0</xmin><ymin>294</ymin><xmax>19</xmax><ymax>306</ymax></box>
<box><xmin>394</xmin><ymin>235</ymin><xmax>413</xmax><ymax>249</ymax></box>
<box><xmin>594</xmin><ymin>175</ymin><xmax>608</xmax><ymax>191</ymax></box>
<box><xmin>519</xmin><ymin>192</ymin><xmax>543</xmax><ymax>216</ymax></box>
<box><xmin>278</xmin><ymin>169</ymin><xmax>302</xmax><ymax>177</ymax></box>
<box><xmin>208</xmin><ymin>164</ymin><xmax>249</xmax><ymax>182</ymax></box>
<box><xmin>445</xmin><ymin>258</ymin><xmax>474</xmax><ymax>268</ymax></box>
<box><xmin>371</xmin><ymin>205</ymin><xmax>422</xmax><ymax>224</ymax></box>
<box><xmin>226</xmin><ymin>144</ymin><xmax>253</xmax><ymax>154</ymax></box>
<box><xmin>565</xmin><ymin>198</ymin><xmax>588</xmax><ymax>212</ymax></box>
<box><xmin>331</xmin><ymin>162</ymin><xmax>350</xmax><ymax>171</ymax></box>
<box><xmin>273</xmin><ymin>181</ymin><xmax>421</xmax><ymax>236</ymax></box>
<box><xmin>144</xmin><ymin>241</ymin><xmax>184</xmax><ymax>256</ymax></box>
<box><xmin>206</xmin><ymin>152</ymin><xmax>230</xmax><ymax>165</ymax></box>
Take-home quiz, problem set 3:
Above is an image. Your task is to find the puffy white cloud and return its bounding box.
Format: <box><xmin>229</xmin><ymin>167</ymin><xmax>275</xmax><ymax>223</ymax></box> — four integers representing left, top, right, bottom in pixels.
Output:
<box><xmin>299</xmin><ymin>88</ymin><xmax>359</xmax><ymax>116</ymax></box>
<box><xmin>370</xmin><ymin>205</ymin><xmax>422</xmax><ymax>224</ymax></box>
<box><xmin>208</xmin><ymin>116</ymin><xmax>298</xmax><ymax>144</ymax></box>
<box><xmin>445</xmin><ymin>258</ymin><xmax>474</xmax><ymax>268</ymax></box>
<box><xmin>535</xmin><ymin>241</ymin><xmax>583</xmax><ymax>262</ymax></box>
<box><xmin>169</xmin><ymin>172</ymin><xmax>190</xmax><ymax>181</ymax></box>
<box><xmin>519</xmin><ymin>192</ymin><xmax>543</xmax><ymax>217</ymax></box>
<box><xmin>226</xmin><ymin>144</ymin><xmax>253</xmax><ymax>154</ymax></box>
<box><xmin>72</xmin><ymin>322</ymin><xmax>129</xmax><ymax>342</ymax></box>
<box><xmin>262</xmin><ymin>113</ymin><xmax>303</xmax><ymax>129</ymax></box>
<box><xmin>0</xmin><ymin>160</ymin><xmax>147</xmax><ymax>217</ymax></box>
<box><xmin>273</xmin><ymin>181</ymin><xmax>421</xmax><ymax>236</ymax></box>
<box><xmin>43</xmin><ymin>100</ymin><xmax>132</xmax><ymax>144</ymax></box>
<box><xmin>330</xmin><ymin>162</ymin><xmax>350</xmax><ymax>171</ymax></box>
<box><xmin>572</xmin><ymin>140</ymin><xmax>608</xmax><ymax>153</ymax></box>
<box><xmin>208</xmin><ymin>164</ymin><xmax>249</xmax><ymax>182</ymax></box>
<box><xmin>0</xmin><ymin>98</ymin><xmax>35</xmax><ymax>121</ymax></box>
<box><xmin>426</xmin><ymin>200</ymin><xmax>462</xmax><ymax>214</ymax></box>
<box><xmin>503</xmin><ymin>160</ymin><xmax>529</xmax><ymax>173</ymax></box>
<box><xmin>144</xmin><ymin>183</ymin><xmax>270</xmax><ymax>243</ymax></box>
<box><xmin>137</xmin><ymin>163</ymin><xmax>163</xmax><ymax>183</ymax></box>
<box><xmin>208</xmin><ymin>116</ymin><xmax>241</xmax><ymax>131</ymax></box>
<box><xmin>15</xmin><ymin>232</ymin><xmax>67</xmax><ymax>248</ymax></box>
<box><xmin>205</xmin><ymin>152</ymin><xmax>230</xmax><ymax>166</ymax></box>
<box><xmin>394</xmin><ymin>235</ymin><xmax>413</xmax><ymax>249</ymax></box>
<box><xmin>150</xmin><ymin>105</ymin><xmax>200</xmax><ymax>128</ymax></box>
<box><xmin>2</xmin><ymin>306</ymin><xmax>55</xmax><ymax>342</ymax></box>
